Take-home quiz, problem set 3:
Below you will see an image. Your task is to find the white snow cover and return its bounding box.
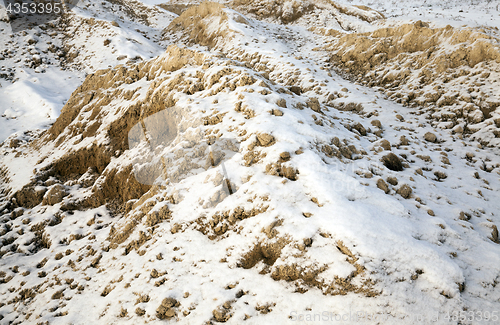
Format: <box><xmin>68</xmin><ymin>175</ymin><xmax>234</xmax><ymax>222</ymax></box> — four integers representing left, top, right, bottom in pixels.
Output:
<box><xmin>0</xmin><ymin>0</ymin><xmax>499</xmax><ymax>324</ymax></box>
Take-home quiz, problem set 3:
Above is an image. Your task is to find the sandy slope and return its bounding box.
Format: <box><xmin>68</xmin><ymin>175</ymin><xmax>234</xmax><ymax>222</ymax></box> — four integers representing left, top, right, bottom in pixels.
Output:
<box><xmin>0</xmin><ymin>0</ymin><xmax>175</xmax><ymax>142</ymax></box>
<box><xmin>0</xmin><ymin>1</ymin><xmax>500</xmax><ymax>324</ymax></box>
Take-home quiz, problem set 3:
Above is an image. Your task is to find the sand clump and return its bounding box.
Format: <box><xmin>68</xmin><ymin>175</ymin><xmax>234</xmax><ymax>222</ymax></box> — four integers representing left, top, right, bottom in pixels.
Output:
<box><xmin>156</xmin><ymin>297</ymin><xmax>180</xmax><ymax>320</ymax></box>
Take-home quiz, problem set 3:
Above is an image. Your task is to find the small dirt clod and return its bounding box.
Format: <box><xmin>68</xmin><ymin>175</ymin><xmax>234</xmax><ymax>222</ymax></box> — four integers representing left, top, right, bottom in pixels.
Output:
<box><xmin>381</xmin><ymin>153</ymin><xmax>403</xmax><ymax>171</ymax></box>
<box><xmin>396</xmin><ymin>184</ymin><xmax>412</xmax><ymax>199</ymax></box>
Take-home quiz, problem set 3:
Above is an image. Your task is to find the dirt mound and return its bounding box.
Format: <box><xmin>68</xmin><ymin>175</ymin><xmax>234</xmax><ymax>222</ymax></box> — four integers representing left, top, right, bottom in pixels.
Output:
<box><xmin>3</xmin><ymin>45</ymin><xmax>206</xmax><ymax>212</ymax></box>
<box><xmin>157</xmin><ymin>3</ymin><xmax>193</xmax><ymax>15</ymax></box>
<box><xmin>324</xmin><ymin>22</ymin><xmax>500</xmax><ymax>146</ymax></box>
<box><xmin>0</xmin><ymin>34</ymin><xmax>387</xmax><ymax>321</ymax></box>
<box><xmin>166</xmin><ymin>1</ymin><xmax>233</xmax><ymax>47</ymax></box>
<box><xmin>2</xmin><ymin>3</ymin><xmax>499</xmax><ymax>322</ymax></box>
<box><xmin>328</xmin><ymin>22</ymin><xmax>500</xmax><ymax>73</ymax></box>
<box><xmin>230</xmin><ymin>0</ymin><xmax>384</xmax><ymax>28</ymax></box>
<box><xmin>164</xmin><ymin>0</ymin><xmax>384</xmax><ymax>46</ymax></box>
<box><xmin>231</xmin><ymin>0</ymin><xmax>315</xmax><ymax>24</ymax></box>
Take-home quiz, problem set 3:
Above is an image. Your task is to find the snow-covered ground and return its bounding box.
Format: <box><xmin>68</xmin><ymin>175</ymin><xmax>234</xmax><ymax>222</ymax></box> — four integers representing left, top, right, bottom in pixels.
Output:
<box><xmin>0</xmin><ymin>68</ymin><xmax>81</xmax><ymax>141</ymax></box>
<box><xmin>0</xmin><ymin>0</ymin><xmax>499</xmax><ymax>324</ymax></box>
<box><xmin>0</xmin><ymin>0</ymin><xmax>175</xmax><ymax>142</ymax></box>
<box><xmin>1</xmin><ymin>0</ymin><xmax>498</xmax><ymax>142</ymax></box>
<box><xmin>340</xmin><ymin>0</ymin><xmax>500</xmax><ymax>29</ymax></box>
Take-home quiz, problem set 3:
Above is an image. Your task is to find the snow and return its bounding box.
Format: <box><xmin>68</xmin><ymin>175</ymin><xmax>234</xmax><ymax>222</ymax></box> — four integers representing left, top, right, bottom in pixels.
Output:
<box><xmin>342</xmin><ymin>0</ymin><xmax>500</xmax><ymax>29</ymax></box>
<box><xmin>0</xmin><ymin>0</ymin><xmax>500</xmax><ymax>324</ymax></box>
<box><xmin>0</xmin><ymin>0</ymin><xmax>175</xmax><ymax>142</ymax></box>
<box><xmin>0</xmin><ymin>68</ymin><xmax>81</xmax><ymax>142</ymax></box>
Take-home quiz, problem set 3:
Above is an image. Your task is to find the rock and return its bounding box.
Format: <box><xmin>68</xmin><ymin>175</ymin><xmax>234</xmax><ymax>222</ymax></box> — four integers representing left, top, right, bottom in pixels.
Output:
<box><xmin>156</xmin><ymin>298</ymin><xmax>179</xmax><ymax>320</ymax></box>
<box><xmin>289</xmin><ymin>86</ymin><xmax>302</xmax><ymax>95</ymax></box>
<box><xmin>371</xmin><ymin>119</ymin><xmax>382</xmax><ymax>128</ymax></box>
<box><xmin>339</xmin><ymin>146</ymin><xmax>352</xmax><ymax>159</ymax></box>
<box><xmin>9</xmin><ymin>138</ymin><xmax>21</xmax><ymax>148</ymax></box>
<box><xmin>471</xmin><ymin>109</ymin><xmax>484</xmax><ymax>123</ymax></box>
<box><xmin>322</xmin><ymin>145</ymin><xmax>338</xmax><ymax>158</ymax></box>
<box><xmin>381</xmin><ymin>153</ymin><xmax>403</xmax><ymax>171</ymax></box>
<box><xmin>352</xmin><ymin>123</ymin><xmax>367</xmax><ymax>136</ymax></box>
<box><xmin>459</xmin><ymin>211</ymin><xmax>471</xmax><ymax>221</ymax></box>
<box><xmin>213</xmin><ymin>306</ymin><xmax>231</xmax><ymax>322</ymax></box>
<box><xmin>170</xmin><ymin>224</ymin><xmax>181</xmax><ymax>234</ymax></box>
<box><xmin>399</xmin><ymin>135</ymin><xmax>409</xmax><ymax>145</ymax></box>
<box><xmin>441</xmin><ymin>156</ymin><xmax>450</xmax><ymax>165</ymax></box>
<box><xmin>434</xmin><ymin>171</ymin><xmax>447</xmax><ymax>180</ymax></box>
<box><xmin>48</xmin><ymin>44</ymin><xmax>58</xmax><ymax>53</ymax></box>
<box><xmin>32</xmin><ymin>55</ymin><xmax>42</xmax><ymax>65</ymax></box>
<box><xmin>395</xmin><ymin>114</ymin><xmax>404</xmax><ymax>121</ymax></box>
<box><xmin>494</xmin><ymin>118</ymin><xmax>500</xmax><ymax>128</ymax></box>
<box><xmin>118</xmin><ymin>307</ymin><xmax>128</xmax><ymax>318</ymax></box>
<box><xmin>281</xmin><ymin>166</ymin><xmax>298</xmax><ymax>181</ymax></box>
<box><xmin>424</xmin><ymin>132</ymin><xmax>437</xmax><ymax>143</ymax></box>
<box><xmin>42</xmin><ymin>184</ymin><xmax>67</xmax><ymax>205</ymax></box>
<box><xmin>51</xmin><ymin>289</ymin><xmax>64</xmax><ymax>299</ymax></box>
<box><xmin>272</xmin><ymin>109</ymin><xmax>283</xmax><ymax>116</ymax></box>
<box><xmin>256</xmin><ymin>133</ymin><xmax>275</xmax><ymax>147</ymax></box>
<box><xmin>490</xmin><ymin>225</ymin><xmax>499</xmax><ymax>243</ymax></box>
<box><xmin>279</xmin><ymin>152</ymin><xmax>290</xmax><ymax>161</ymax></box>
<box><xmin>396</xmin><ymin>184</ymin><xmax>412</xmax><ymax>199</ymax></box>
<box><xmin>417</xmin><ymin>154</ymin><xmax>432</xmax><ymax>162</ymax></box>
<box><xmin>379</xmin><ymin>139</ymin><xmax>391</xmax><ymax>150</ymax></box>
<box><xmin>265</xmin><ymin>163</ymin><xmax>298</xmax><ymax>181</ymax></box>
<box><xmin>276</xmin><ymin>98</ymin><xmax>287</xmax><ymax>108</ymax></box>
<box><xmin>386</xmin><ymin>176</ymin><xmax>398</xmax><ymax>186</ymax></box>
<box><xmin>306</xmin><ymin>98</ymin><xmax>321</xmax><ymax>113</ymax></box>
<box><xmin>376</xmin><ymin>179</ymin><xmax>390</xmax><ymax>194</ymax></box>
<box><xmin>452</xmin><ymin>125</ymin><xmax>463</xmax><ymax>134</ymax></box>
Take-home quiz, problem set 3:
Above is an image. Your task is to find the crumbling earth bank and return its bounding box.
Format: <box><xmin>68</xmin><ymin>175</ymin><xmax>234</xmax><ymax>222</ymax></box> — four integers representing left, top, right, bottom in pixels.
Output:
<box><xmin>0</xmin><ymin>1</ymin><xmax>499</xmax><ymax>324</ymax></box>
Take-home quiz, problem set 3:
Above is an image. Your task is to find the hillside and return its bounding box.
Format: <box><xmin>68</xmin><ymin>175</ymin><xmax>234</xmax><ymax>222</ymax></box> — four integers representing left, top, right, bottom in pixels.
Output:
<box><xmin>0</xmin><ymin>0</ymin><xmax>499</xmax><ymax>324</ymax></box>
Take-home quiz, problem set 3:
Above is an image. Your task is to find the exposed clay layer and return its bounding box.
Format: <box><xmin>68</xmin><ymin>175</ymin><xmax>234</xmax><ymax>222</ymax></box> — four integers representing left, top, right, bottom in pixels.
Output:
<box><xmin>324</xmin><ymin>22</ymin><xmax>500</xmax><ymax>146</ymax></box>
